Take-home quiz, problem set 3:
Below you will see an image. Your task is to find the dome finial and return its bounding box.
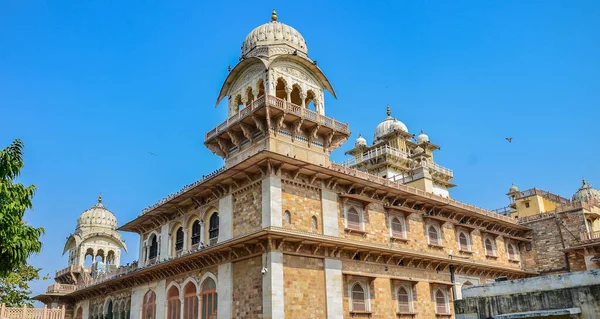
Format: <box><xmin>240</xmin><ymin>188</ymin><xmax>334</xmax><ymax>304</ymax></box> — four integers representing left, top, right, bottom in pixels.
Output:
<box><xmin>98</xmin><ymin>193</ymin><xmax>103</xmax><ymax>204</ymax></box>
<box><xmin>386</xmin><ymin>105</ymin><xmax>391</xmax><ymax>117</ymax></box>
<box><xmin>271</xmin><ymin>9</ymin><xmax>277</xmax><ymax>22</ymax></box>
<box><xmin>583</xmin><ymin>177</ymin><xmax>588</xmax><ymax>187</ymax></box>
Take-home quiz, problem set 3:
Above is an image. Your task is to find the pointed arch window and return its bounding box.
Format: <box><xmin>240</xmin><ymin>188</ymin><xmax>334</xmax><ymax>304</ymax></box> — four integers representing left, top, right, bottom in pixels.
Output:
<box><xmin>201</xmin><ymin>278</ymin><xmax>217</xmax><ymax>319</ymax></box>
<box><xmin>350</xmin><ymin>282</ymin><xmax>368</xmax><ymax>312</ymax></box>
<box><xmin>312</xmin><ymin>216</ymin><xmax>318</xmax><ymax>230</ymax></box>
<box><xmin>167</xmin><ymin>286</ymin><xmax>180</xmax><ymax>319</ymax></box>
<box><xmin>284</xmin><ymin>210</ymin><xmax>291</xmax><ymax>225</ymax></box>
<box><xmin>75</xmin><ymin>307</ymin><xmax>83</xmax><ymax>319</ymax></box>
<box><xmin>427</xmin><ymin>224</ymin><xmax>441</xmax><ymax>246</ymax></box>
<box><xmin>484</xmin><ymin>237</ymin><xmax>496</xmax><ymax>256</ymax></box>
<box><xmin>208</xmin><ymin>213</ymin><xmax>219</xmax><ymax>246</ymax></box>
<box><xmin>183</xmin><ymin>282</ymin><xmax>198</xmax><ymax>319</ymax></box>
<box><xmin>507</xmin><ymin>243</ymin><xmax>519</xmax><ymax>261</ymax></box>
<box><xmin>390</xmin><ymin>215</ymin><xmax>406</xmax><ymax>238</ymax></box>
<box><xmin>148</xmin><ymin>235</ymin><xmax>158</xmax><ymax>260</ymax></box>
<box><xmin>175</xmin><ymin>227</ymin><xmax>184</xmax><ymax>252</ymax></box>
<box><xmin>435</xmin><ymin>289</ymin><xmax>449</xmax><ymax>314</ymax></box>
<box><xmin>346</xmin><ymin>207</ymin><xmax>362</xmax><ymax>230</ymax></box>
<box><xmin>397</xmin><ymin>285</ymin><xmax>413</xmax><ymax>313</ymax></box>
<box><xmin>142</xmin><ymin>290</ymin><xmax>156</xmax><ymax>319</ymax></box>
<box><xmin>191</xmin><ymin>220</ymin><xmax>201</xmax><ymax>245</ymax></box>
<box><xmin>458</xmin><ymin>231</ymin><xmax>470</xmax><ymax>251</ymax></box>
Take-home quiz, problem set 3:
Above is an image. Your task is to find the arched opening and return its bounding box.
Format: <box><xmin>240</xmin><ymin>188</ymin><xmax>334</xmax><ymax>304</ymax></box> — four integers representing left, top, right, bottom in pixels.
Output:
<box><xmin>201</xmin><ymin>278</ymin><xmax>217</xmax><ymax>319</ymax></box>
<box><xmin>305</xmin><ymin>90</ymin><xmax>316</xmax><ymax>111</ymax></box>
<box><xmin>208</xmin><ymin>213</ymin><xmax>219</xmax><ymax>246</ymax></box>
<box><xmin>183</xmin><ymin>282</ymin><xmax>198</xmax><ymax>319</ymax></box>
<box><xmin>106</xmin><ymin>300</ymin><xmax>113</xmax><ymax>319</ymax></box>
<box><xmin>175</xmin><ymin>227</ymin><xmax>184</xmax><ymax>252</ymax></box>
<box><xmin>148</xmin><ymin>234</ymin><xmax>158</xmax><ymax>260</ymax></box>
<box><xmin>428</xmin><ymin>225</ymin><xmax>440</xmax><ymax>246</ymax></box>
<box><xmin>84</xmin><ymin>248</ymin><xmax>94</xmax><ymax>267</ymax></box>
<box><xmin>459</xmin><ymin>232</ymin><xmax>470</xmax><ymax>251</ymax></box>
<box><xmin>256</xmin><ymin>79</ymin><xmax>265</xmax><ymax>99</ymax></box>
<box><xmin>95</xmin><ymin>249</ymin><xmax>105</xmax><ymax>263</ymax></box>
<box><xmin>391</xmin><ymin>216</ymin><xmax>405</xmax><ymax>238</ymax></box>
<box><xmin>435</xmin><ymin>289</ymin><xmax>448</xmax><ymax>314</ymax></box>
<box><xmin>351</xmin><ymin>283</ymin><xmax>366</xmax><ymax>312</ymax></box>
<box><xmin>167</xmin><ymin>286</ymin><xmax>180</xmax><ymax>319</ymax></box>
<box><xmin>284</xmin><ymin>210</ymin><xmax>291</xmax><ymax>225</ymax></box>
<box><xmin>485</xmin><ymin>238</ymin><xmax>495</xmax><ymax>256</ymax></box>
<box><xmin>508</xmin><ymin>243</ymin><xmax>518</xmax><ymax>260</ymax></box>
<box><xmin>245</xmin><ymin>87</ymin><xmax>254</xmax><ymax>107</ymax></box>
<box><xmin>347</xmin><ymin>207</ymin><xmax>361</xmax><ymax>230</ymax></box>
<box><xmin>290</xmin><ymin>84</ymin><xmax>302</xmax><ymax>106</ymax></box>
<box><xmin>311</xmin><ymin>216</ymin><xmax>318</xmax><ymax>230</ymax></box>
<box><xmin>75</xmin><ymin>307</ymin><xmax>83</xmax><ymax>319</ymax></box>
<box><xmin>191</xmin><ymin>220</ymin><xmax>201</xmax><ymax>246</ymax></box>
<box><xmin>142</xmin><ymin>290</ymin><xmax>156</xmax><ymax>319</ymax></box>
<box><xmin>232</xmin><ymin>95</ymin><xmax>243</xmax><ymax>113</ymax></box>
<box><xmin>397</xmin><ymin>286</ymin><xmax>411</xmax><ymax>313</ymax></box>
<box><xmin>126</xmin><ymin>300</ymin><xmax>131</xmax><ymax>319</ymax></box>
<box><xmin>106</xmin><ymin>250</ymin><xmax>115</xmax><ymax>265</ymax></box>
<box><xmin>275</xmin><ymin>78</ymin><xmax>287</xmax><ymax>100</ymax></box>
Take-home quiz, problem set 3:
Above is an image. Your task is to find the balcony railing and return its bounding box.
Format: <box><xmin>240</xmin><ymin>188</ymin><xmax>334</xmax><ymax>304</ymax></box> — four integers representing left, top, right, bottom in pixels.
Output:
<box><xmin>205</xmin><ymin>95</ymin><xmax>349</xmax><ymax>140</ymax></box>
<box><xmin>512</xmin><ymin>188</ymin><xmax>570</xmax><ymax>205</ymax></box>
<box><xmin>581</xmin><ymin>230</ymin><xmax>600</xmax><ymax>242</ymax></box>
<box><xmin>422</xmin><ymin>161</ymin><xmax>454</xmax><ymax>177</ymax></box>
<box><xmin>46</xmin><ymin>283</ymin><xmax>76</xmax><ymax>294</ymax></box>
<box><xmin>55</xmin><ymin>264</ymin><xmax>82</xmax><ymax>279</ymax></box>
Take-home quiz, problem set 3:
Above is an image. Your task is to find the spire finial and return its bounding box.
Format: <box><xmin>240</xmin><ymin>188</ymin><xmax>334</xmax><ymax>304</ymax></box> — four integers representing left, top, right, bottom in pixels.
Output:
<box><xmin>583</xmin><ymin>177</ymin><xmax>588</xmax><ymax>187</ymax></box>
<box><xmin>271</xmin><ymin>9</ymin><xmax>277</xmax><ymax>21</ymax></box>
<box><xmin>386</xmin><ymin>105</ymin><xmax>391</xmax><ymax>117</ymax></box>
<box><xmin>98</xmin><ymin>193</ymin><xmax>103</xmax><ymax>204</ymax></box>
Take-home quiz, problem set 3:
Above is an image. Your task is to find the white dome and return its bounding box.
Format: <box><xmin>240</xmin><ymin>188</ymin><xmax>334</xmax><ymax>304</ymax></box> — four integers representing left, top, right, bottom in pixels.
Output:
<box><xmin>241</xmin><ymin>10</ymin><xmax>308</xmax><ymax>58</ymax></box>
<box><xmin>572</xmin><ymin>178</ymin><xmax>600</xmax><ymax>203</ymax></box>
<box><xmin>355</xmin><ymin>134</ymin><xmax>367</xmax><ymax>147</ymax></box>
<box><xmin>373</xmin><ymin>106</ymin><xmax>408</xmax><ymax>142</ymax></box>
<box><xmin>417</xmin><ymin>130</ymin><xmax>429</xmax><ymax>144</ymax></box>
<box><xmin>508</xmin><ymin>184</ymin><xmax>520</xmax><ymax>193</ymax></box>
<box><xmin>76</xmin><ymin>195</ymin><xmax>118</xmax><ymax>230</ymax></box>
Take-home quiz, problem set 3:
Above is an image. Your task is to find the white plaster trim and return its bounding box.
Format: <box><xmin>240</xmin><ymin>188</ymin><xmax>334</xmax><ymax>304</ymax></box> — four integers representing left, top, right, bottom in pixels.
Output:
<box><xmin>165</xmin><ymin>281</ymin><xmax>182</xmax><ymax>299</ymax></box>
<box><xmin>344</xmin><ymin>201</ymin><xmax>364</xmax><ymax>230</ymax></box>
<box><xmin>348</xmin><ymin>279</ymin><xmax>371</xmax><ymax>312</ymax></box>
<box><xmin>198</xmin><ymin>271</ymin><xmax>218</xmax><ymax>288</ymax></box>
<box><xmin>388</xmin><ymin>214</ymin><xmax>407</xmax><ymax>238</ymax></box>
<box><xmin>181</xmin><ymin>277</ymin><xmax>200</xmax><ymax>292</ymax></box>
<box><xmin>434</xmin><ymin>288</ymin><xmax>450</xmax><ymax>314</ymax></box>
<box><xmin>456</xmin><ymin>229</ymin><xmax>472</xmax><ymax>251</ymax></box>
<box><xmin>395</xmin><ymin>284</ymin><xmax>414</xmax><ymax>313</ymax></box>
<box><xmin>426</xmin><ymin>222</ymin><xmax>442</xmax><ymax>245</ymax></box>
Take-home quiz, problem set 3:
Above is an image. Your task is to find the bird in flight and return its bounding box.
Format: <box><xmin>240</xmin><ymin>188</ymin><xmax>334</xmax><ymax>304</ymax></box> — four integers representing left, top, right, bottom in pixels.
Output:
<box><xmin>506</xmin><ymin>137</ymin><xmax>513</xmax><ymax>143</ymax></box>
<box><xmin>148</xmin><ymin>152</ymin><xmax>156</xmax><ymax>156</ymax></box>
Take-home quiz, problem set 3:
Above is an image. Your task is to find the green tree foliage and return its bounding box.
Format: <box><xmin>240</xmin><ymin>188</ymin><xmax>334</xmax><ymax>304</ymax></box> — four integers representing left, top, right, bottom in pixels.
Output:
<box><xmin>0</xmin><ymin>139</ymin><xmax>44</xmax><ymax>276</ymax></box>
<box><xmin>0</xmin><ymin>264</ymin><xmax>48</xmax><ymax>307</ymax></box>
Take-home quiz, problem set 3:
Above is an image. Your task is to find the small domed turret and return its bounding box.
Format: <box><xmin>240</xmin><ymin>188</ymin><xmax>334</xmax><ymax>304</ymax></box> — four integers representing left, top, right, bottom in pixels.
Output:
<box><xmin>373</xmin><ymin>106</ymin><xmax>408</xmax><ymax>142</ymax></box>
<box><xmin>241</xmin><ymin>10</ymin><xmax>308</xmax><ymax>58</ymax></box>
<box><xmin>572</xmin><ymin>178</ymin><xmax>600</xmax><ymax>203</ymax></box>
<box><xmin>355</xmin><ymin>134</ymin><xmax>367</xmax><ymax>147</ymax></box>
<box><xmin>417</xmin><ymin>130</ymin><xmax>429</xmax><ymax>144</ymax></box>
<box><xmin>508</xmin><ymin>183</ymin><xmax>519</xmax><ymax>194</ymax></box>
<box><xmin>76</xmin><ymin>194</ymin><xmax>118</xmax><ymax>230</ymax></box>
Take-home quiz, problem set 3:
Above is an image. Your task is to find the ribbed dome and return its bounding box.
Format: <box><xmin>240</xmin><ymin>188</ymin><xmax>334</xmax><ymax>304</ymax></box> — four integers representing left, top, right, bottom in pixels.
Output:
<box><xmin>374</xmin><ymin>106</ymin><xmax>408</xmax><ymax>142</ymax></box>
<box><xmin>241</xmin><ymin>10</ymin><xmax>308</xmax><ymax>57</ymax></box>
<box><xmin>355</xmin><ymin>134</ymin><xmax>367</xmax><ymax>147</ymax></box>
<box><xmin>508</xmin><ymin>184</ymin><xmax>520</xmax><ymax>193</ymax></box>
<box><xmin>76</xmin><ymin>195</ymin><xmax>118</xmax><ymax>230</ymax></box>
<box><xmin>572</xmin><ymin>178</ymin><xmax>600</xmax><ymax>203</ymax></box>
<box><xmin>417</xmin><ymin>130</ymin><xmax>429</xmax><ymax>144</ymax></box>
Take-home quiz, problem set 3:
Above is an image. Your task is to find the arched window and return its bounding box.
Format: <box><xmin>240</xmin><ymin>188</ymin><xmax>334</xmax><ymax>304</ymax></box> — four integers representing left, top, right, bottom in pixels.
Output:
<box><xmin>346</xmin><ymin>207</ymin><xmax>361</xmax><ymax>230</ymax></box>
<box><xmin>428</xmin><ymin>225</ymin><xmax>441</xmax><ymax>246</ymax></box>
<box><xmin>201</xmin><ymin>278</ymin><xmax>217</xmax><ymax>319</ymax></box>
<box><xmin>84</xmin><ymin>248</ymin><xmax>94</xmax><ymax>267</ymax></box>
<box><xmin>397</xmin><ymin>286</ymin><xmax>412</xmax><ymax>313</ymax></box>
<box><xmin>305</xmin><ymin>90</ymin><xmax>316</xmax><ymax>111</ymax></box>
<box><xmin>275</xmin><ymin>78</ymin><xmax>287</xmax><ymax>100</ymax></box>
<box><xmin>175</xmin><ymin>227</ymin><xmax>184</xmax><ymax>252</ymax></box>
<box><xmin>245</xmin><ymin>87</ymin><xmax>254</xmax><ymax>106</ymax></box>
<box><xmin>106</xmin><ymin>300</ymin><xmax>113</xmax><ymax>319</ymax></box>
<box><xmin>507</xmin><ymin>243</ymin><xmax>519</xmax><ymax>261</ymax></box>
<box><xmin>142</xmin><ymin>290</ymin><xmax>156</xmax><ymax>319</ymax></box>
<box><xmin>435</xmin><ymin>289</ymin><xmax>449</xmax><ymax>314</ymax></box>
<box><xmin>284</xmin><ymin>210</ymin><xmax>291</xmax><ymax>224</ymax></box>
<box><xmin>167</xmin><ymin>286</ymin><xmax>180</xmax><ymax>319</ymax></box>
<box><xmin>256</xmin><ymin>79</ymin><xmax>265</xmax><ymax>99</ymax></box>
<box><xmin>148</xmin><ymin>235</ymin><xmax>158</xmax><ymax>260</ymax></box>
<box><xmin>351</xmin><ymin>283</ymin><xmax>367</xmax><ymax>312</ymax></box>
<box><xmin>183</xmin><ymin>282</ymin><xmax>198</xmax><ymax>319</ymax></box>
<box><xmin>312</xmin><ymin>216</ymin><xmax>318</xmax><ymax>230</ymax></box>
<box><xmin>191</xmin><ymin>220</ymin><xmax>201</xmax><ymax>246</ymax></box>
<box><xmin>75</xmin><ymin>307</ymin><xmax>83</xmax><ymax>319</ymax></box>
<box><xmin>106</xmin><ymin>251</ymin><xmax>115</xmax><ymax>265</ymax></box>
<box><xmin>484</xmin><ymin>238</ymin><xmax>496</xmax><ymax>256</ymax></box>
<box><xmin>96</xmin><ymin>249</ymin><xmax>105</xmax><ymax>263</ymax></box>
<box><xmin>208</xmin><ymin>213</ymin><xmax>219</xmax><ymax>245</ymax></box>
<box><xmin>458</xmin><ymin>232</ymin><xmax>470</xmax><ymax>251</ymax></box>
<box><xmin>391</xmin><ymin>216</ymin><xmax>405</xmax><ymax>238</ymax></box>
<box><xmin>290</xmin><ymin>84</ymin><xmax>302</xmax><ymax>106</ymax></box>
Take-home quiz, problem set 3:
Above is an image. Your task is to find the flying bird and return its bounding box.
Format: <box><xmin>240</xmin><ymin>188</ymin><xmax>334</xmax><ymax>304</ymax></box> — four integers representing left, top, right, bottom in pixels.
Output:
<box><xmin>505</xmin><ymin>137</ymin><xmax>513</xmax><ymax>143</ymax></box>
<box><xmin>228</xmin><ymin>65</ymin><xmax>232</xmax><ymax>72</ymax></box>
<box><xmin>148</xmin><ymin>152</ymin><xmax>156</xmax><ymax>156</ymax></box>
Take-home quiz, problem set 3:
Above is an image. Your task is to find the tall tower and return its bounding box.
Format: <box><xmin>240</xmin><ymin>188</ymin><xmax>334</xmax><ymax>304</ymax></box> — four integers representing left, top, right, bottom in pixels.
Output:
<box><xmin>344</xmin><ymin>106</ymin><xmax>455</xmax><ymax>197</ymax></box>
<box><xmin>205</xmin><ymin>10</ymin><xmax>350</xmax><ymax>167</ymax></box>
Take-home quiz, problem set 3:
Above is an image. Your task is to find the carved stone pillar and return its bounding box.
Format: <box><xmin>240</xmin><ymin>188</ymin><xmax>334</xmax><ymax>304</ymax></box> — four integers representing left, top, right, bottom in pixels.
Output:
<box><xmin>241</xmin><ymin>95</ymin><xmax>248</xmax><ymax>108</ymax></box>
<box><xmin>300</xmin><ymin>91</ymin><xmax>307</xmax><ymax>108</ymax></box>
<box><xmin>285</xmin><ymin>85</ymin><xmax>292</xmax><ymax>102</ymax></box>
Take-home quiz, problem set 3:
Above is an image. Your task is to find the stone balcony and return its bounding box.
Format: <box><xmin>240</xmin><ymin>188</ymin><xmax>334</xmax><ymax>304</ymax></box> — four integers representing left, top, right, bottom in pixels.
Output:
<box><xmin>204</xmin><ymin>95</ymin><xmax>350</xmax><ymax>159</ymax></box>
<box><xmin>55</xmin><ymin>264</ymin><xmax>82</xmax><ymax>279</ymax></box>
<box><xmin>46</xmin><ymin>283</ymin><xmax>76</xmax><ymax>294</ymax></box>
<box><xmin>580</xmin><ymin>230</ymin><xmax>600</xmax><ymax>243</ymax></box>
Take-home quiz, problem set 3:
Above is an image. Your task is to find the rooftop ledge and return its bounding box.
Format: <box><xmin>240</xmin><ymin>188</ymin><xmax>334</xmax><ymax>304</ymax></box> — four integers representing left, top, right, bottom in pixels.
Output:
<box><xmin>131</xmin><ymin>150</ymin><xmax>525</xmax><ymax>230</ymax></box>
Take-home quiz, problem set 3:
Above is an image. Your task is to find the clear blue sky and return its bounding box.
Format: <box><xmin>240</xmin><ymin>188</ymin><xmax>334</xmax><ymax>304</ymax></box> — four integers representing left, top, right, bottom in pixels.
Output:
<box><xmin>1</xmin><ymin>1</ymin><xmax>598</xmax><ymax>298</ymax></box>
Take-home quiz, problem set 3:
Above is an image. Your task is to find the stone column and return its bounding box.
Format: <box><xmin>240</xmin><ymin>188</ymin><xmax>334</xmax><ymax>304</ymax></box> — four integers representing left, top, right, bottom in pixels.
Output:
<box><xmin>300</xmin><ymin>91</ymin><xmax>307</xmax><ymax>108</ymax></box>
<box><xmin>160</xmin><ymin>223</ymin><xmax>170</xmax><ymax>260</ymax></box>
<box><xmin>262</xmin><ymin>176</ymin><xmax>282</xmax><ymax>228</ymax></box>
<box><xmin>217</xmin><ymin>263</ymin><xmax>232</xmax><ymax>319</ymax></box>
<box><xmin>285</xmin><ymin>86</ymin><xmax>292</xmax><ymax>102</ymax></box>
<box><xmin>155</xmin><ymin>279</ymin><xmax>167</xmax><ymax>319</ymax></box>
<box><xmin>321</xmin><ymin>189</ymin><xmax>339</xmax><ymax>236</ymax></box>
<box><xmin>324</xmin><ymin>259</ymin><xmax>344</xmax><ymax>319</ymax></box>
<box><xmin>218</xmin><ymin>195</ymin><xmax>233</xmax><ymax>243</ymax></box>
<box><xmin>262</xmin><ymin>251</ymin><xmax>284</xmax><ymax>319</ymax></box>
<box><xmin>130</xmin><ymin>286</ymin><xmax>143</xmax><ymax>319</ymax></box>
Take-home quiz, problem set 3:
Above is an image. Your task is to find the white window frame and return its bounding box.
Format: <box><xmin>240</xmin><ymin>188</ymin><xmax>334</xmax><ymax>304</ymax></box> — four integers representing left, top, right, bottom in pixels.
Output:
<box><xmin>344</xmin><ymin>202</ymin><xmax>365</xmax><ymax>231</ymax></box>
<box><xmin>426</xmin><ymin>222</ymin><xmax>442</xmax><ymax>246</ymax></box>
<box><xmin>396</xmin><ymin>284</ymin><xmax>414</xmax><ymax>313</ymax></box>
<box><xmin>389</xmin><ymin>213</ymin><xmax>407</xmax><ymax>239</ymax></box>
<box><xmin>457</xmin><ymin>230</ymin><xmax>471</xmax><ymax>252</ymax></box>
<box><xmin>348</xmin><ymin>280</ymin><xmax>371</xmax><ymax>312</ymax></box>
<box><xmin>507</xmin><ymin>242</ymin><xmax>519</xmax><ymax>261</ymax></box>
<box><xmin>483</xmin><ymin>236</ymin><xmax>497</xmax><ymax>256</ymax></box>
<box><xmin>434</xmin><ymin>288</ymin><xmax>450</xmax><ymax>314</ymax></box>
